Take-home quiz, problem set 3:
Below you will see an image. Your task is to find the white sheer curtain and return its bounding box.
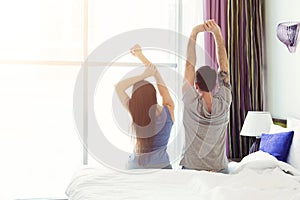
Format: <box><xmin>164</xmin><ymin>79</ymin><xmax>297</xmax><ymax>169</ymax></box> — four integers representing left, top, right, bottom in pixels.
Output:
<box><xmin>0</xmin><ymin>0</ymin><xmax>203</xmax><ymax>198</ymax></box>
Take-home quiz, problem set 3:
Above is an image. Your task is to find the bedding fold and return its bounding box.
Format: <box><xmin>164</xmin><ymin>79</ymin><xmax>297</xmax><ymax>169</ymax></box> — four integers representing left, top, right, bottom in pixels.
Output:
<box><xmin>66</xmin><ymin>152</ymin><xmax>300</xmax><ymax>200</ymax></box>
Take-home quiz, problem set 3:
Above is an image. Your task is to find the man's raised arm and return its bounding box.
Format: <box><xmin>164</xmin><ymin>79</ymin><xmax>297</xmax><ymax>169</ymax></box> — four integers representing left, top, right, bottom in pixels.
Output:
<box><xmin>204</xmin><ymin>20</ymin><xmax>229</xmax><ymax>84</ymax></box>
<box><xmin>183</xmin><ymin>24</ymin><xmax>206</xmax><ymax>92</ymax></box>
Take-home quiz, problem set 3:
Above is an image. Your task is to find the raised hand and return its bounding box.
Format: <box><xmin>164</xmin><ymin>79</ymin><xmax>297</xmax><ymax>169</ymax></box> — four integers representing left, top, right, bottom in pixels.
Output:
<box><xmin>204</xmin><ymin>19</ymin><xmax>221</xmax><ymax>35</ymax></box>
<box><xmin>130</xmin><ymin>44</ymin><xmax>142</xmax><ymax>56</ymax></box>
<box><xmin>192</xmin><ymin>24</ymin><xmax>206</xmax><ymax>34</ymax></box>
<box><xmin>130</xmin><ymin>44</ymin><xmax>151</xmax><ymax>66</ymax></box>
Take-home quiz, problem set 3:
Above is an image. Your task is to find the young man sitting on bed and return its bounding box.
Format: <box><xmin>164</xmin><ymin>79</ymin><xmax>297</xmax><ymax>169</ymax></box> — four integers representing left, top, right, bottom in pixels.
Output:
<box><xmin>180</xmin><ymin>20</ymin><xmax>232</xmax><ymax>173</ymax></box>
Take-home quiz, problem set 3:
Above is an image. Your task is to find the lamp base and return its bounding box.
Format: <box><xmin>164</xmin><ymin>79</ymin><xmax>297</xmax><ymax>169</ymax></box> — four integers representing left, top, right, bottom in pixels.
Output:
<box><xmin>249</xmin><ymin>138</ymin><xmax>261</xmax><ymax>154</ymax></box>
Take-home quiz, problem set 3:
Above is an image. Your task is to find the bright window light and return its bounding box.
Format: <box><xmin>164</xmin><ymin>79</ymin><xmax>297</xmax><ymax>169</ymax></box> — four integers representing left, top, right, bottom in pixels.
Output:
<box><xmin>0</xmin><ymin>0</ymin><xmax>83</xmax><ymax>61</ymax></box>
<box><xmin>0</xmin><ymin>65</ymin><xmax>82</xmax><ymax>199</ymax></box>
<box><xmin>0</xmin><ymin>0</ymin><xmax>204</xmax><ymax>198</ymax></box>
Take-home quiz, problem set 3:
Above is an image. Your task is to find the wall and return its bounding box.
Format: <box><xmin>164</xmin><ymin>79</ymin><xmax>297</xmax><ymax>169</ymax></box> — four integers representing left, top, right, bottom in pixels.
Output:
<box><xmin>265</xmin><ymin>0</ymin><xmax>300</xmax><ymax>119</ymax></box>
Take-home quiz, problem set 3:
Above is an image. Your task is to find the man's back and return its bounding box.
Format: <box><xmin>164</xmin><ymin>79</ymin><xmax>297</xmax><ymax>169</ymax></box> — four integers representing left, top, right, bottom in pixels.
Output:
<box><xmin>180</xmin><ymin>74</ymin><xmax>232</xmax><ymax>171</ymax></box>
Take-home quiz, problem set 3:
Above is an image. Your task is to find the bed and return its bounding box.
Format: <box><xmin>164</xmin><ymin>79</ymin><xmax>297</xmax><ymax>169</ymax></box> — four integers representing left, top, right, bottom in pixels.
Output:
<box><xmin>66</xmin><ymin>117</ymin><xmax>300</xmax><ymax>200</ymax></box>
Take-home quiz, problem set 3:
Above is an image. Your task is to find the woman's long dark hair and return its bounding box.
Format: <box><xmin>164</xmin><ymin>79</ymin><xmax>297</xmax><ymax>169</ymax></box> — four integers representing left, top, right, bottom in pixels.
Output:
<box><xmin>129</xmin><ymin>80</ymin><xmax>157</xmax><ymax>165</ymax></box>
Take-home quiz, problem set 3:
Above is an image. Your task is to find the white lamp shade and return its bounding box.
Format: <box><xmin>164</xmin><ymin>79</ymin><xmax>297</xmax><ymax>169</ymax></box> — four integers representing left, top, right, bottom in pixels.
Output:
<box><xmin>240</xmin><ymin>111</ymin><xmax>273</xmax><ymax>137</ymax></box>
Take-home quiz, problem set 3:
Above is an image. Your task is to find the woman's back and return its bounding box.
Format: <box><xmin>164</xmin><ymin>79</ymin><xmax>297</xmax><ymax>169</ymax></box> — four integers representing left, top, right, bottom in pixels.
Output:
<box><xmin>127</xmin><ymin>106</ymin><xmax>173</xmax><ymax>169</ymax></box>
<box><xmin>152</xmin><ymin>106</ymin><xmax>173</xmax><ymax>150</ymax></box>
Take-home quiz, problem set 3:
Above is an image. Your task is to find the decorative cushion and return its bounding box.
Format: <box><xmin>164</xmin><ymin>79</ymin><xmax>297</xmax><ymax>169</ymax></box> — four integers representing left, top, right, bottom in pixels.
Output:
<box><xmin>259</xmin><ymin>131</ymin><xmax>294</xmax><ymax>162</ymax></box>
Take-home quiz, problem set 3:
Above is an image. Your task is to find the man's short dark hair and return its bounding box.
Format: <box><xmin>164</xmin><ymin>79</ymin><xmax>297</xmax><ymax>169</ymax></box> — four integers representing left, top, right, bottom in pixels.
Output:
<box><xmin>195</xmin><ymin>66</ymin><xmax>217</xmax><ymax>92</ymax></box>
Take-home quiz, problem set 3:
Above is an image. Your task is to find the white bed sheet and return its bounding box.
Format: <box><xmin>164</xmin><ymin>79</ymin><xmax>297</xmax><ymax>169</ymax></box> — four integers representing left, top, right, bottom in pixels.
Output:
<box><xmin>66</xmin><ymin>151</ymin><xmax>300</xmax><ymax>200</ymax></box>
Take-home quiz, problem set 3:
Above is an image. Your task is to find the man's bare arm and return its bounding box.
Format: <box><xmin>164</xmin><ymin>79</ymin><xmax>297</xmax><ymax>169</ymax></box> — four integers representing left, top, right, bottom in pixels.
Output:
<box><xmin>184</xmin><ymin>24</ymin><xmax>206</xmax><ymax>91</ymax></box>
<box><xmin>204</xmin><ymin>20</ymin><xmax>229</xmax><ymax>83</ymax></box>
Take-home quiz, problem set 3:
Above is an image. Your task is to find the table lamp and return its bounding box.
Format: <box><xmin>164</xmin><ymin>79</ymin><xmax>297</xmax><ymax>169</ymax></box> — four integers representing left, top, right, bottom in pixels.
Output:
<box><xmin>240</xmin><ymin>111</ymin><xmax>273</xmax><ymax>153</ymax></box>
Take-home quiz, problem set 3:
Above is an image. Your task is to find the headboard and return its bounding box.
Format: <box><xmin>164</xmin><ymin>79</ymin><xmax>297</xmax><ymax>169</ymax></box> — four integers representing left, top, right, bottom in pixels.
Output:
<box><xmin>273</xmin><ymin>118</ymin><xmax>287</xmax><ymax>128</ymax></box>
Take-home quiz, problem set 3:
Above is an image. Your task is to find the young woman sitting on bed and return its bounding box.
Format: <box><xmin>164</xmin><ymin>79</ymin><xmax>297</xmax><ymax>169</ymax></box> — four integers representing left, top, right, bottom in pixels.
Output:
<box><xmin>115</xmin><ymin>44</ymin><xmax>175</xmax><ymax>169</ymax></box>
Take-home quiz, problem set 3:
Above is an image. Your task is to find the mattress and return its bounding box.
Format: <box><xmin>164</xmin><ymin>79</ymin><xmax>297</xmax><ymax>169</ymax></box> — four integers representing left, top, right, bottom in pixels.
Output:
<box><xmin>66</xmin><ymin>151</ymin><xmax>300</xmax><ymax>200</ymax></box>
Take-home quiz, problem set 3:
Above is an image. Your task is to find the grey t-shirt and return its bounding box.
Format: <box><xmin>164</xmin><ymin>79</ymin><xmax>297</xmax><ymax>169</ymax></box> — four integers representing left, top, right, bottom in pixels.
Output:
<box><xmin>180</xmin><ymin>72</ymin><xmax>232</xmax><ymax>171</ymax></box>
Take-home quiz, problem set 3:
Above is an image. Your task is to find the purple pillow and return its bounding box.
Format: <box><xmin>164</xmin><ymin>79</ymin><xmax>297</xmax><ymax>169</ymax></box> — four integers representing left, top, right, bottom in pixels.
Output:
<box><xmin>259</xmin><ymin>131</ymin><xmax>294</xmax><ymax>162</ymax></box>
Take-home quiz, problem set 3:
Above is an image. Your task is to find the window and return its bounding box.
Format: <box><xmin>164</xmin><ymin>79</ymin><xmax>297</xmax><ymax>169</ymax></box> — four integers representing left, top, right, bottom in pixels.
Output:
<box><xmin>0</xmin><ymin>0</ymin><xmax>83</xmax><ymax>61</ymax></box>
<box><xmin>0</xmin><ymin>65</ymin><xmax>82</xmax><ymax>199</ymax></box>
<box><xmin>0</xmin><ymin>0</ymin><xmax>203</xmax><ymax>198</ymax></box>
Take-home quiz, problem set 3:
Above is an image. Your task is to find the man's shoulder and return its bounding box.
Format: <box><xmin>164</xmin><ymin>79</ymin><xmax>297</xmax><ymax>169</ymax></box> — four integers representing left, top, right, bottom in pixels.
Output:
<box><xmin>182</xmin><ymin>84</ymin><xmax>202</xmax><ymax>105</ymax></box>
<box><xmin>214</xmin><ymin>85</ymin><xmax>232</xmax><ymax>103</ymax></box>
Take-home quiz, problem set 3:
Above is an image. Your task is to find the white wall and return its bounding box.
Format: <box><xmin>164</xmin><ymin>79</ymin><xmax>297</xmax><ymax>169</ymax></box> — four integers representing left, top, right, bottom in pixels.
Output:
<box><xmin>265</xmin><ymin>0</ymin><xmax>300</xmax><ymax>119</ymax></box>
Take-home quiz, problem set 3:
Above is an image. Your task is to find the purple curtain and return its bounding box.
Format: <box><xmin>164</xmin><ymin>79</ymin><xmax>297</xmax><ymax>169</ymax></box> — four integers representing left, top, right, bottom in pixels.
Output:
<box><xmin>227</xmin><ymin>0</ymin><xmax>265</xmax><ymax>158</ymax></box>
<box><xmin>203</xmin><ymin>0</ymin><xmax>265</xmax><ymax>159</ymax></box>
<box><xmin>203</xmin><ymin>0</ymin><xmax>228</xmax><ymax>70</ymax></box>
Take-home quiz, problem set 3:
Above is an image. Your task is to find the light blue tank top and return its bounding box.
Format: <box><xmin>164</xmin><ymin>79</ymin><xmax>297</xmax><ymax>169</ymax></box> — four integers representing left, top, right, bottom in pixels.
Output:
<box><xmin>127</xmin><ymin>106</ymin><xmax>173</xmax><ymax>169</ymax></box>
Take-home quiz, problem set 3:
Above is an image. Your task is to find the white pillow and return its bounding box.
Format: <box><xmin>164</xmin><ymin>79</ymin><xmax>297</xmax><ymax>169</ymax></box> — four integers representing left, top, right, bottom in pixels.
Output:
<box><xmin>269</xmin><ymin>124</ymin><xmax>291</xmax><ymax>134</ymax></box>
<box><xmin>287</xmin><ymin>116</ymin><xmax>300</xmax><ymax>128</ymax></box>
<box><xmin>286</xmin><ymin>117</ymin><xmax>300</xmax><ymax>170</ymax></box>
